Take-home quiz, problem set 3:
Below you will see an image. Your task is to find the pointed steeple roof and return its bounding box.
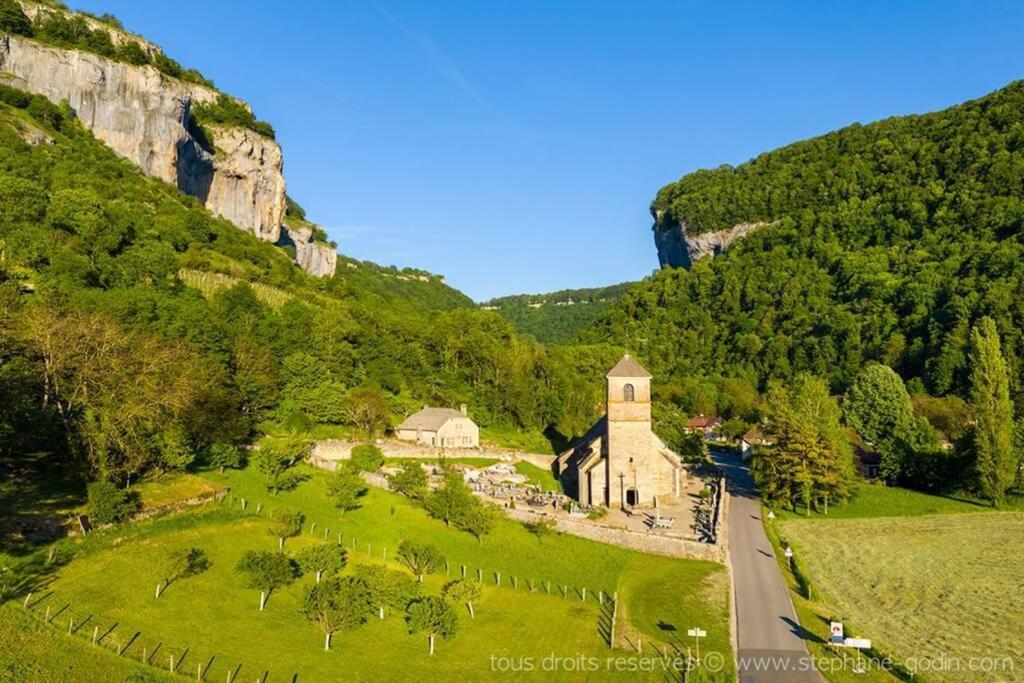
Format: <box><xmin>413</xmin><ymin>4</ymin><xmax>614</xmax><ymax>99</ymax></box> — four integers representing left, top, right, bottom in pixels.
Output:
<box><xmin>606</xmin><ymin>354</ymin><xmax>652</xmax><ymax>379</ymax></box>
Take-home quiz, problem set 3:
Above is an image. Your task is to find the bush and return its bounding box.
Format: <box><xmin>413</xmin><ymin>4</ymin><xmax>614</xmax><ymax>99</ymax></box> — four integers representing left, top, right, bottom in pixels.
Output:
<box><xmin>86</xmin><ymin>480</ymin><xmax>140</xmax><ymax>524</ymax></box>
<box><xmin>191</xmin><ymin>94</ymin><xmax>275</xmax><ymax>139</ymax></box>
<box><xmin>389</xmin><ymin>461</ymin><xmax>428</xmax><ymax>500</ymax></box>
<box><xmin>206</xmin><ymin>442</ymin><xmax>245</xmax><ymax>473</ymax></box>
<box><xmin>348</xmin><ymin>444</ymin><xmax>385</xmax><ymax>472</ymax></box>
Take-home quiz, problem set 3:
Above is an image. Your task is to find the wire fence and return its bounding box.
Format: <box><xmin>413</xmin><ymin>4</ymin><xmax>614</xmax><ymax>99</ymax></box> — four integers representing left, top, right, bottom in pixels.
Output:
<box><xmin>15</xmin><ymin>491</ymin><xmax>626</xmax><ymax>681</ymax></box>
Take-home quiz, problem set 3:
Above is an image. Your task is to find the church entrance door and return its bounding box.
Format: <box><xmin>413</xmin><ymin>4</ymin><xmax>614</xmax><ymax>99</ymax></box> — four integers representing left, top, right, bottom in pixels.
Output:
<box><xmin>625</xmin><ymin>488</ymin><xmax>638</xmax><ymax>507</ymax></box>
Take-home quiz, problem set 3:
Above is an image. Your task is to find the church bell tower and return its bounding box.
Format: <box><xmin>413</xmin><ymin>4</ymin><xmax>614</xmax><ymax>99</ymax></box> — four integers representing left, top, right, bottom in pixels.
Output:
<box><xmin>604</xmin><ymin>354</ymin><xmax>653</xmax><ymax>508</ymax></box>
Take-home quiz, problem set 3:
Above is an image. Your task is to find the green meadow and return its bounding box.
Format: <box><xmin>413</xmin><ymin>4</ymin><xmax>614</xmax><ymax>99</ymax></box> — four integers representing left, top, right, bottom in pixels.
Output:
<box><xmin>5</xmin><ymin>463</ymin><xmax>733</xmax><ymax>681</ymax></box>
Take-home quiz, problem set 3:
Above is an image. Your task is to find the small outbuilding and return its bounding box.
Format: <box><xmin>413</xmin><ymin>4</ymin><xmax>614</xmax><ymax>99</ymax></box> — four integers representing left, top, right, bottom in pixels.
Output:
<box><xmin>395</xmin><ymin>404</ymin><xmax>479</xmax><ymax>448</ymax></box>
<box><xmin>740</xmin><ymin>427</ymin><xmax>771</xmax><ymax>460</ymax></box>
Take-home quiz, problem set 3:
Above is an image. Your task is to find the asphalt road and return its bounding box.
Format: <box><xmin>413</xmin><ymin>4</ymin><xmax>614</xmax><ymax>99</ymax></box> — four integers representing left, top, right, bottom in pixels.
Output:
<box><xmin>713</xmin><ymin>452</ymin><xmax>821</xmax><ymax>682</ymax></box>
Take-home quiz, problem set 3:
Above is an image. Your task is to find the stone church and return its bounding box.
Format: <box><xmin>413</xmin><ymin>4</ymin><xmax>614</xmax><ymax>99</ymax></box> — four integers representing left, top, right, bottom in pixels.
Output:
<box><xmin>556</xmin><ymin>355</ymin><xmax>684</xmax><ymax>508</ymax></box>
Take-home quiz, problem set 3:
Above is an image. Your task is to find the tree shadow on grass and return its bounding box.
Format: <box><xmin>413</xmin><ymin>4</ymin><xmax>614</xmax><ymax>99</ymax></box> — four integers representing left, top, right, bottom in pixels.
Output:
<box><xmin>0</xmin><ymin>451</ymin><xmax>86</xmax><ymax>557</ymax></box>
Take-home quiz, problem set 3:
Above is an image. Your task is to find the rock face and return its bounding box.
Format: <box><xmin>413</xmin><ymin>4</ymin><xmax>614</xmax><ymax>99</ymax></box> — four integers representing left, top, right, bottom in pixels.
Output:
<box><xmin>0</xmin><ymin>32</ymin><xmax>336</xmax><ymax>276</ymax></box>
<box><xmin>653</xmin><ymin>215</ymin><xmax>766</xmax><ymax>269</ymax></box>
<box><xmin>277</xmin><ymin>224</ymin><xmax>338</xmax><ymax>278</ymax></box>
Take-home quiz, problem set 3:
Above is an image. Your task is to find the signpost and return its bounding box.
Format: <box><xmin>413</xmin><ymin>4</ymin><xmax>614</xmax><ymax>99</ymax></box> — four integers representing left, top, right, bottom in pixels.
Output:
<box><xmin>686</xmin><ymin>627</ymin><xmax>707</xmax><ymax>664</ymax></box>
<box><xmin>767</xmin><ymin>510</ymin><xmax>775</xmax><ymax>521</ymax></box>
<box><xmin>784</xmin><ymin>546</ymin><xmax>794</xmax><ymax>569</ymax></box>
<box><xmin>829</xmin><ymin>621</ymin><xmax>844</xmax><ymax>645</ymax></box>
<box><xmin>844</xmin><ymin>637</ymin><xmax>872</xmax><ymax>674</ymax></box>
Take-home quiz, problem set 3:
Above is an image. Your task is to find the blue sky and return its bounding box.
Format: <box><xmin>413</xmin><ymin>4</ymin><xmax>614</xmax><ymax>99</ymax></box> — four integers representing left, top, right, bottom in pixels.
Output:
<box><xmin>74</xmin><ymin>1</ymin><xmax>1024</xmax><ymax>300</ymax></box>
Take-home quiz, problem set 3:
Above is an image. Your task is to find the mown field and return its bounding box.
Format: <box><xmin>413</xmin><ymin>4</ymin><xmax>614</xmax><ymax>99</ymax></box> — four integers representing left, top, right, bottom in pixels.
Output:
<box><xmin>779</xmin><ymin>510</ymin><xmax>1024</xmax><ymax>681</ymax></box>
<box><xmin>2</xmin><ymin>462</ymin><xmax>733</xmax><ymax>681</ymax></box>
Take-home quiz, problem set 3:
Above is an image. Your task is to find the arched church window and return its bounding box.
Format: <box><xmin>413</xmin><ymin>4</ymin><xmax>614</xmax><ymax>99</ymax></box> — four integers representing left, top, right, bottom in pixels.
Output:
<box><xmin>623</xmin><ymin>384</ymin><xmax>635</xmax><ymax>402</ymax></box>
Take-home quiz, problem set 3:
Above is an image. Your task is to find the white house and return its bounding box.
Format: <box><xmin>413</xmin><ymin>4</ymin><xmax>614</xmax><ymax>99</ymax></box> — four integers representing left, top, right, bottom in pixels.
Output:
<box><xmin>395</xmin><ymin>404</ymin><xmax>479</xmax><ymax>448</ymax></box>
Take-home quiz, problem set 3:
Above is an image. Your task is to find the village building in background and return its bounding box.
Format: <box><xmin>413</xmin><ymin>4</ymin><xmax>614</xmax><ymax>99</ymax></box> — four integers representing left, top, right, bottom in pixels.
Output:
<box><xmin>740</xmin><ymin>427</ymin><xmax>771</xmax><ymax>460</ymax></box>
<box><xmin>395</xmin><ymin>404</ymin><xmax>479</xmax><ymax>448</ymax></box>
<box><xmin>684</xmin><ymin>414</ymin><xmax>724</xmax><ymax>439</ymax></box>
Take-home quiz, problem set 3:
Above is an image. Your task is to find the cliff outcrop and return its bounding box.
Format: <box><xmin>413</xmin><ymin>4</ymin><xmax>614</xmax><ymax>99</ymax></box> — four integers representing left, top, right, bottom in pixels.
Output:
<box><xmin>653</xmin><ymin>213</ymin><xmax>766</xmax><ymax>269</ymax></box>
<box><xmin>0</xmin><ymin>27</ymin><xmax>336</xmax><ymax>276</ymax></box>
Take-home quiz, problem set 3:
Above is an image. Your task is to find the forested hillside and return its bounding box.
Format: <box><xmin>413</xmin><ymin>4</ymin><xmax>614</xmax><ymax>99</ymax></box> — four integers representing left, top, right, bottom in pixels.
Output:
<box><xmin>0</xmin><ymin>83</ymin><xmax>615</xmax><ymax>487</ymax></box>
<box><xmin>482</xmin><ymin>282</ymin><xmax>635</xmax><ymax>344</ymax></box>
<box><xmin>589</xmin><ymin>81</ymin><xmax>1024</xmax><ymax>409</ymax></box>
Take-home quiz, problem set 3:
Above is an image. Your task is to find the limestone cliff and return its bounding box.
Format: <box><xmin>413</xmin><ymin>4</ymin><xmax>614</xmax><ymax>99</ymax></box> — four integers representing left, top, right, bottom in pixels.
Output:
<box><xmin>278</xmin><ymin>223</ymin><xmax>339</xmax><ymax>278</ymax></box>
<box><xmin>0</xmin><ymin>27</ymin><xmax>336</xmax><ymax>276</ymax></box>
<box><xmin>653</xmin><ymin>212</ymin><xmax>766</xmax><ymax>269</ymax></box>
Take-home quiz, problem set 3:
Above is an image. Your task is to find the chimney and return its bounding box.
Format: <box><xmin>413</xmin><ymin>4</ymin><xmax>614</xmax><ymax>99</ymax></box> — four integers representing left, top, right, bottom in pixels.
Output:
<box><xmin>460</xmin><ymin>404</ymin><xmax>468</xmax><ymax>416</ymax></box>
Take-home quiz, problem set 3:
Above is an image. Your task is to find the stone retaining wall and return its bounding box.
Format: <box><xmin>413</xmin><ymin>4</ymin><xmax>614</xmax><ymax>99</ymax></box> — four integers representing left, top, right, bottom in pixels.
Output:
<box><xmin>310</xmin><ymin>438</ymin><xmax>556</xmax><ymax>468</ymax></box>
<box><xmin>504</xmin><ymin>507</ymin><xmax>724</xmax><ymax>563</ymax></box>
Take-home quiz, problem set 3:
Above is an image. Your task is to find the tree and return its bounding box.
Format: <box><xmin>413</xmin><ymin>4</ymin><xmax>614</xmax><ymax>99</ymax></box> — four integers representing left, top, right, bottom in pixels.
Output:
<box><xmin>754</xmin><ymin>375</ymin><xmax>857</xmax><ymax>514</ymax></box>
<box><xmin>844</xmin><ymin>363</ymin><xmax>923</xmax><ymax>482</ymax></box>
<box><xmin>968</xmin><ymin>318</ymin><xmax>1016</xmax><ymax>506</ymax></box>
<box><xmin>524</xmin><ymin>516</ymin><xmax>557</xmax><ymax>544</ymax></box>
<box><xmin>296</xmin><ymin>544</ymin><xmax>346</xmax><ymax>583</ymax></box>
<box><xmin>457</xmin><ymin>498</ymin><xmax>499</xmax><ymax>543</ymax></box>
<box><xmin>442</xmin><ymin>578</ymin><xmax>482</xmax><ymax>618</ymax></box>
<box><xmin>406</xmin><ymin>596</ymin><xmax>459</xmax><ymax>655</ymax></box>
<box><xmin>424</xmin><ymin>468</ymin><xmax>498</xmax><ymax>541</ymax></box>
<box><xmin>235</xmin><ymin>550</ymin><xmax>299</xmax><ymax>610</ymax></box>
<box><xmin>303</xmin><ymin>575</ymin><xmax>374</xmax><ymax>651</ymax></box>
<box><xmin>21</xmin><ymin>304</ymin><xmax>208</xmax><ymax>484</ymax></box>
<box><xmin>354</xmin><ymin>564</ymin><xmax>421</xmax><ymax>618</ymax></box>
<box><xmin>1012</xmin><ymin>420</ymin><xmax>1024</xmax><ymax>493</ymax></box>
<box><xmin>254</xmin><ymin>439</ymin><xmax>308</xmax><ymax>494</ymax></box>
<box><xmin>327</xmin><ymin>469</ymin><xmax>368</xmax><ymax>517</ymax></box>
<box><xmin>156</xmin><ymin>547</ymin><xmax>209</xmax><ymax>598</ymax></box>
<box><xmin>396</xmin><ymin>540</ymin><xmax>445</xmax><ymax>581</ymax></box>
<box><xmin>911</xmin><ymin>394</ymin><xmax>973</xmax><ymax>442</ymax></box>
<box><xmin>206</xmin><ymin>442</ymin><xmax>245</xmax><ymax>473</ymax></box>
<box><xmin>344</xmin><ymin>388</ymin><xmax>389</xmax><ymax>438</ymax></box>
<box><xmin>348</xmin><ymin>444</ymin><xmax>385</xmax><ymax>472</ymax></box>
<box><xmin>389</xmin><ymin>461</ymin><xmax>428</xmax><ymax>500</ymax></box>
<box><xmin>268</xmin><ymin>508</ymin><xmax>304</xmax><ymax>550</ymax></box>
<box><xmin>86</xmin><ymin>480</ymin><xmax>140</xmax><ymax>525</ymax></box>
<box><xmin>425</xmin><ymin>468</ymin><xmax>473</xmax><ymax>528</ymax></box>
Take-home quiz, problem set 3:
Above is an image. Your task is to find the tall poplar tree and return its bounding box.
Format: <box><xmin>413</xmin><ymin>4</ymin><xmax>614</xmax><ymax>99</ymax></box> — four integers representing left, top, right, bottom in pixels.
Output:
<box><xmin>969</xmin><ymin>318</ymin><xmax>1015</xmax><ymax>506</ymax></box>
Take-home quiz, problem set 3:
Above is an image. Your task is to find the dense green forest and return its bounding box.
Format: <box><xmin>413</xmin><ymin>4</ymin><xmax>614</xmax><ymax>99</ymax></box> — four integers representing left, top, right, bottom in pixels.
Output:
<box><xmin>593</xmin><ymin>81</ymin><xmax>1024</xmax><ymax>405</ymax></box>
<box><xmin>0</xmin><ymin>83</ymin><xmax>619</xmax><ymax>490</ymax></box>
<box><xmin>482</xmin><ymin>282</ymin><xmax>635</xmax><ymax>345</ymax></box>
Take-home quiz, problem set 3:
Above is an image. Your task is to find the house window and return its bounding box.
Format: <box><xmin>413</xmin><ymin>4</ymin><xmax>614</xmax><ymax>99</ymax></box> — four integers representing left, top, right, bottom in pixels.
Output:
<box><xmin>623</xmin><ymin>384</ymin><xmax>635</xmax><ymax>402</ymax></box>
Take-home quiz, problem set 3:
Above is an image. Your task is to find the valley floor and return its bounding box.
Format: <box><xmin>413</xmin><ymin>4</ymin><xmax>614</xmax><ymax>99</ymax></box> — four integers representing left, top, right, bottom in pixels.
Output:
<box><xmin>1</xmin><ymin>460</ymin><xmax>734</xmax><ymax>682</ymax></box>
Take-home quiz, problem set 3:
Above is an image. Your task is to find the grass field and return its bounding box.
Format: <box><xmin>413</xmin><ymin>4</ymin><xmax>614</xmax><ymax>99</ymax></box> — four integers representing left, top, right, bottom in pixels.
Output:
<box><xmin>779</xmin><ymin>512</ymin><xmax>1024</xmax><ymax>681</ymax></box>
<box><xmin>773</xmin><ymin>482</ymin><xmax>1024</xmax><ymax>520</ymax></box>
<box><xmin>0</xmin><ymin>603</ymin><xmax>173</xmax><ymax>682</ymax></box>
<box><xmin>514</xmin><ymin>461</ymin><xmax>563</xmax><ymax>492</ymax></box>
<box><xmin>3</xmin><ymin>461</ymin><xmax>733</xmax><ymax>681</ymax></box>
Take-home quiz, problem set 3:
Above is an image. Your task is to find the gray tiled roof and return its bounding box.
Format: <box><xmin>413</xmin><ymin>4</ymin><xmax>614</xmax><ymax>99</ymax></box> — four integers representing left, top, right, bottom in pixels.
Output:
<box><xmin>605</xmin><ymin>354</ymin><xmax>652</xmax><ymax>378</ymax></box>
<box><xmin>396</xmin><ymin>407</ymin><xmax>465</xmax><ymax>432</ymax></box>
